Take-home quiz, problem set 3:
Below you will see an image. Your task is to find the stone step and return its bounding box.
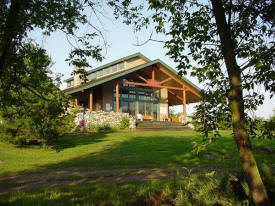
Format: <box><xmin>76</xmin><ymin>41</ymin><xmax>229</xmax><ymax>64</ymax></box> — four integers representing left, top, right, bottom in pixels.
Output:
<box><xmin>136</xmin><ymin>127</ymin><xmax>192</xmax><ymax>131</ymax></box>
<box><xmin>136</xmin><ymin>121</ymin><xmax>192</xmax><ymax>130</ymax></box>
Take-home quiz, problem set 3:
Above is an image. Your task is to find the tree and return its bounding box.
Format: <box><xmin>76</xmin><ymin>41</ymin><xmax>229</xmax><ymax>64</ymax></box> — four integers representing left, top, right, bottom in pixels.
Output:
<box><xmin>0</xmin><ymin>0</ymin><xmax>112</xmax><ymax>108</ymax></box>
<box><xmin>0</xmin><ymin>44</ymin><xmax>75</xmax><ymax>145</ymax></box>
<box><xmin>112</xmin><ymin>0</ymin><xmax>274</xmax><ymax>205</ymax></box>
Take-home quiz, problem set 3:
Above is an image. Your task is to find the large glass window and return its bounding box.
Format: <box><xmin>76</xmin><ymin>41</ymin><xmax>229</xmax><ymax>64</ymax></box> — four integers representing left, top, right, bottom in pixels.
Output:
<box><xmin>139</xmin><ymin>102</ymin><xmax>152</xmax><ymax>116</ymax></box>
<box><xmin>112</xmin><ymin>85</ymin><xmax>160</xmax><ymax>120</ymax></box>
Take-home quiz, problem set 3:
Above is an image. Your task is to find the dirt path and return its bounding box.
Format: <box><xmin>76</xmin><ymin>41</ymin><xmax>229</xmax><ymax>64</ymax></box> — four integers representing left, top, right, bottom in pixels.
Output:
<box><xmin>0</xmin><ymin>166</ymin><xmax>243</xmax><ymax>194</ymax></box>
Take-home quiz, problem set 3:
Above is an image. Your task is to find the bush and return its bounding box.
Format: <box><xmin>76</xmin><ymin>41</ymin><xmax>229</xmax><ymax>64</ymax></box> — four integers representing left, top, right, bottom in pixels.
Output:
<box><xmin>89</xmin><ymin>124</ymin><xmax>113</xmax><ymax>133</ymax></box>
<box><xmin>0</xmin><ymin>44</ymin><xmax>77</xmax><ymax>146</ymax></box>
<box><xmin>120</xmin><ymin>117</ymin><xmax>130</xmax><ymax>129</ymax></box>
<box><xmin>146</xmin><ymin>171</ymin><xmax>246</xmax><ymax>206</ymax></box>
<box><xmin>0</xmin><ymin>98</ymin><xmax>76</xmax><ymax>146</ymax></box>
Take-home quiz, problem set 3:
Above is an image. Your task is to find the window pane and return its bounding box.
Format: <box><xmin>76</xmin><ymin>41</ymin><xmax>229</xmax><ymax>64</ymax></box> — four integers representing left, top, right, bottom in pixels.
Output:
<box><xmin>97</xmin><ymin>70</ymin><xmax>103</xmax><ymax>78</ymax></box>
<box><xmin>104</xmin><ymin>67</ymin><xmax>110</xmax><ymax>75</ymax></box>
<box><xmin>139</xmin><ymin>102</ymin><xmax>145</xmax><ymax>115</ymax></box>
<box><xmin>146</xmin><ymin>103</ymin><xmax>152</xmax><ymax>116</ymax></box>
<box><xmin>88</xmin><ymin>73</ymin><xmax>96</xmax><ymax>81</ymax></box>
<box><xmin>129</xmin><ymin>90</ymin><xmax>136</xmax><ymax>99</ymax></box>
<box><xmin>153</xmin><ymin>103</ymin><xmax>158</xmax><ymax>120</ymax></box>
<box><xmin>121</xmin><ymin>89</ymin><xmax>128</xmax><ymax>98</ymax></box>
<box><xmin>121</xmin><ymin>101</ymin><xmax>128</xmax><ymax>113</ymax></box>
<box><xmin>129</xmin><ymin>102</ymin><xmax>136</xmax><ymax>116</ymax></box>
<box><xmin>112</xmin><ymin>65</ymin><xmax>117</xmax><ymax>72</ymax></box>
<box><xmin>118</xmin><ymin>62</ymin><xmax>124</xmax><ymax>70</ymax></box>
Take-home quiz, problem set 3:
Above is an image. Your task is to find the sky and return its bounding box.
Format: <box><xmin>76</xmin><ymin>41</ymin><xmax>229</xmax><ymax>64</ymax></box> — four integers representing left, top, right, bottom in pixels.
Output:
<box><xmin>30</xmin><ymin>8</ymin><xmax>274</xmax><ymax>119</ymax></box>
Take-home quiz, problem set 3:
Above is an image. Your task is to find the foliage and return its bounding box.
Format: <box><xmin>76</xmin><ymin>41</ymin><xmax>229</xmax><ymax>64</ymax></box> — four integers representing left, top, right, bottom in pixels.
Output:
<box><xmin>0</xmin><ymin>171</ymin><xmax>255</xmax><ymax>206</ymax></box>
<box><xmin>192</xmin><ymin>90</ymin><xmax>228</xmax><ymax>142</ymax></box>
<box><xmin>89</xmin><ymin>123</ymin><xmax>113</xmax><ymax>133</ymax></box>
<box><xmin>247</xmin><ymin>117</ymin><xmax>275</xmax><ymax>140</ymax></box>
<box><xmin>169</xmin><ymin>108</ymin><xmax>181</xmax><ymax>118</ymax></box>
<box><xmin>0</xmin><ymin>0</ymin><xmax>109</xmax><ymax>110</ymax></box>
<box><xmin>120</xmin><ymin>117</ymin><xmax>130</xmax><ymax>129</ymax></box>
<box><xmin>111</xmin><ymin>1</ymin><xmax>274</xmax><ymax>203</ymax></box>
<box><xmin>0</xmin><ymin>45</ymin><xmax>76</xmax><ymax>146</ymax></box>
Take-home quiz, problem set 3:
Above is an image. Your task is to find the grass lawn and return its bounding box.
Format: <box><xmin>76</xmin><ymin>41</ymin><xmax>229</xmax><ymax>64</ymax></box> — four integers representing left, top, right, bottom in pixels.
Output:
<box><xmin>0</xmin><ymin>176</ymin><xmax>247</xmax><ymax>206</ymax></box>
<box><xmin>0</xmin><ymin>130</ymin><xmax>274</xmax><ymax>177</ymax></box>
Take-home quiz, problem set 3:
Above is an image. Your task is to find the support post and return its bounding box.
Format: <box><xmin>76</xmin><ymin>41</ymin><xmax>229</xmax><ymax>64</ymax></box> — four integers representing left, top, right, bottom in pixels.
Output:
<box><xmin>74</xmin><ymin>97</ymin><xmax>78</xmax><ymax>106</ymax></box>
<box><xmin>182</xmin><ymin>88</ymin><xmax>186</xmax><ymax>121</ymax></box>
<box><xmin>152</xmin><ymin>68</ymin><xmax>155</xmax><ymax>80</ymax></box>
<box><xmin>116</xmin><ymin>83</ymin><xmax>119</xmax><ymax>112</ymax></box>
<box><xmin>89</xmin><ymin>89</ymin><xmax>93</xmax><ymax>111</ymax></box>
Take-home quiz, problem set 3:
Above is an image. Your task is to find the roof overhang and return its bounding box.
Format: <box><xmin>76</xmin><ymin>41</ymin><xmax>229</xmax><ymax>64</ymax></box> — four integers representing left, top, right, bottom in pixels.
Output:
<box><xmin>64</xmin><ymin>52</ymin><xmax>150</xmax><ymax>82</ymax></box>
<box><xmin>63</xmin><ymin>59</ymin><xmax>201</xmax><ymax>99</ymax></box>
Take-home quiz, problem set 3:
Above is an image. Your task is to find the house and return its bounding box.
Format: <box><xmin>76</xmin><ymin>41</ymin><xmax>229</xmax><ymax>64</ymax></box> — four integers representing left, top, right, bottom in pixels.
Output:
<box><xmin>63</xmin><ymin>53</ymin><xmax>200</xmax><ymax>121</ymax></box>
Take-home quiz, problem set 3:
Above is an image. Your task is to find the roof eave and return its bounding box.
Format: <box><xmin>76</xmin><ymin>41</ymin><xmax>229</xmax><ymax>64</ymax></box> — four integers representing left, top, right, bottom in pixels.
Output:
<box><xmin>63</xmin><ymin>52</ymin><xmax>150</xmax><ymax>82</ymax></box>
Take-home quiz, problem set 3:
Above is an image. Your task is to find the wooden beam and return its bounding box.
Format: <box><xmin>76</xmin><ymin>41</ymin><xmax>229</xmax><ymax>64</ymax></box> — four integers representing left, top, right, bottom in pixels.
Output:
<box><xmin>159</xmin><ymin>67</ymin><xmax>200</xmax><ymax>98</ymax></box>
<box><xmin>168</xmin><ymin>90</ymin><xmax>183</xmax><ymax>101</ymax></box>
<box><xmin>134</xmin><ymin>73</ymin><xmax>148</xmax><ymax>82</ymax></box>
<box><xmin>123</xmin><ymin>81</ymin><xmax>184</xmax><ymax>91</ymax></box>
<box><xmin>89</xmin><ymin>89</ymin><xmax>93</xmax><ymax>111</ymax></box>
<box><xmin>116</xmin><ymin>83</ymin><xmax>119</xmax><ymax>112</ymax></box>
<box><xmin>159</xmin><ymin>67</ymin><xmax>183</xmax><ymax>86</ymax></box>
<box><xmin>183</xmin><ymin>89</ymin><xmax>187</xmax><ymax>120</ymax></box>
<box><xmin>160</xmin><ymin>77</ymin><xmax>172</xmax><ymax>84</ymax></box>
<box><xmin>152</xmin><ymin>68</ymin><xmax>155</xmax><ymax>80</ymax></box>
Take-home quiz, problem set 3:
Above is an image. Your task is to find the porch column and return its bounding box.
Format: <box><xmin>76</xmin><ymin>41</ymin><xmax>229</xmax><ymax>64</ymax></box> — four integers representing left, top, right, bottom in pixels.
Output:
<box><xmin>182</xmin><ymin>88</ymin><xmax>186</xmax><ymax>121</ymax></box>
<box><xmin>89</xmin><ymin>89</ymin><xmax>93</xmax><ymax>111</ymax></box>
<box><xmin>116</xmin><ymin>83</ymin><xmax>119</xmax><ymax>112</ymax></box>
<box><xmin>152</xmin><ymin>67</ymin><xmax>155</xmax><ymax>80</ymax></box>
<box><xmin>74</xmin><ymin>97</ymin><xmax>78</xmax><ymax>106</ymax></box>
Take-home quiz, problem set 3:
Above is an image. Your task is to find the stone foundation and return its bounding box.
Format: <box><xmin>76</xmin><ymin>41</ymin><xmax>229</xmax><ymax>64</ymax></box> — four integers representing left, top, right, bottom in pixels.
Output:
<box><xmin>75</xmin><ymin>111</ymin><xmax>136</xmax><ymax>129</ymax></box>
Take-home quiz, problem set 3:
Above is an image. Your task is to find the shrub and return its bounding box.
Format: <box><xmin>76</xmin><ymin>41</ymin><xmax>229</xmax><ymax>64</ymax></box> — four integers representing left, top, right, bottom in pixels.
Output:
<box><xmin>120</xmin><ymin>117</ymin><xmax>130</xmax><ymax>129</ymax></box>
<box><xmin>0</xmin><ymin>98</ymin><xmax>76</xmax><ymax>146</ymax></box>
<box><xmin>89</xmin><ymin>124</ymin><xmax>113</xmax><ymax>133</ymax></box>
<box><xmin>0</xmin><ymin>44</ymin><xmax>77</xmax><ymax>146</ymax></box>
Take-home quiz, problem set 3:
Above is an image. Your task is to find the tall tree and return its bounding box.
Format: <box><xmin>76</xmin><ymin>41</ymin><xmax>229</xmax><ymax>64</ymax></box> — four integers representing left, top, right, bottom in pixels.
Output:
<box><xmin>0</xmin><ymin>0</ymin><xmax>112</xmax><ymax>107</ymax></box>
<box><xmin>112</xmin><ymin>0</ymin><xmax>274</xmax><ymax>205</ymax></box>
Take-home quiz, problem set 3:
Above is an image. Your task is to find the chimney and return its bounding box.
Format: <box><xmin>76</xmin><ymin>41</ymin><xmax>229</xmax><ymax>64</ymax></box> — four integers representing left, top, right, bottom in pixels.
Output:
<box><xmin>74</xmin><ymin>66</ymin><xmax>84</xmax><ymax>86</ymax></box>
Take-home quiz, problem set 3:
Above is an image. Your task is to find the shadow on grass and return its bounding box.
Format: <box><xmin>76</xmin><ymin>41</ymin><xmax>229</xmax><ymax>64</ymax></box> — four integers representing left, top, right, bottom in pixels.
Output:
<box><xmin>49</xmin><ymin>132</ymin><xmax>109</xmax><ymax>150</ymax></box>
<box><xmin>37</xmin><ymin>132</ymin><xmax>239</xmax><ymax>172</ymax></box>
<box><xmin>0</xmin><ymin>181</ymin><xmax>153</xmax><ymax>206</ymax></box>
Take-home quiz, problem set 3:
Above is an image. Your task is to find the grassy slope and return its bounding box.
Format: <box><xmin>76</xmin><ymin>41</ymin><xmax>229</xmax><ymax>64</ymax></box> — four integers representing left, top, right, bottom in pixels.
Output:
<box><xmin>0</xmin><ymin>130</ymin><xmax>274</xmax><ymax>177</ymax></box>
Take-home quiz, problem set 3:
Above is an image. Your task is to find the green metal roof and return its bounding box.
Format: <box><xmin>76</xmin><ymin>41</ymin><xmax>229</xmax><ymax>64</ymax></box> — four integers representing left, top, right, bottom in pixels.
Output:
<box><xmin>63</xmin><ymin>59</ymin><xmax>201</xmax><ymax>95</ymax></box>
<box><xmin>64</xmin><ymin>52</ymin><xmax>150</xmax><ymax>82</ymax></box>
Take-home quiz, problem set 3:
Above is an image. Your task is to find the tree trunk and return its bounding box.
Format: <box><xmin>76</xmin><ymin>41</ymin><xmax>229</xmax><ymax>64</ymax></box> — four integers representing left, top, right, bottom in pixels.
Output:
<box><xmin>210</xmin><ymin>0</ymin><xmax>270</xmax><ymax>205</ymax></box>
<box><xmin>0</xmin><ymin>0</ymin><xmax>21</xmax><ymax>77</ymax></box>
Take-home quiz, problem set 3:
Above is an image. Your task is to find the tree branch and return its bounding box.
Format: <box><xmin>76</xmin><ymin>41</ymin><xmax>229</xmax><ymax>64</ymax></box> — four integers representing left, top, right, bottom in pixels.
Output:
<box><xmin>133</xmin><ymin>32</ymin><xmax>219</xmax><ymax>46</ymax></box>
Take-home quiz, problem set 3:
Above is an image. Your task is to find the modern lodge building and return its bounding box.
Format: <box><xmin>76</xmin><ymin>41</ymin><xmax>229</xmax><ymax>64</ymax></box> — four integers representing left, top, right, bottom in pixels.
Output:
<box><xmin>63</xmin><ymin>53</ymin><xmax>201</xmax><ymax>121</ymax></box>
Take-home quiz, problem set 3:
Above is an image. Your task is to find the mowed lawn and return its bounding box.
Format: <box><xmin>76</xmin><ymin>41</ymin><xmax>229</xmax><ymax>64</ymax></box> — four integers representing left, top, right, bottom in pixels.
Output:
<box><xmin>0</xmin><ymin>130</ymin><xmax>274</xmax><ymax>177</ymax></box>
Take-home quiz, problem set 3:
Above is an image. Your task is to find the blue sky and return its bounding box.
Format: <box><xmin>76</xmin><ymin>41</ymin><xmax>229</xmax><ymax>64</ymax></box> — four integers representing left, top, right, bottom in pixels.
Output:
<box><xmin>30</xmin><ymin>12</ymin><xmax>274</xmax><ymax>119</ymax></box>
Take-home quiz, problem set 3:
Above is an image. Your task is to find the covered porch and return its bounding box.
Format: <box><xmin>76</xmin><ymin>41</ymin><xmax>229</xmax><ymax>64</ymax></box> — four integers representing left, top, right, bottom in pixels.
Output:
<box><xmin>69</xmin><ymin>61</ymin><xmax>200</xmax><ymax>122</ymax></box>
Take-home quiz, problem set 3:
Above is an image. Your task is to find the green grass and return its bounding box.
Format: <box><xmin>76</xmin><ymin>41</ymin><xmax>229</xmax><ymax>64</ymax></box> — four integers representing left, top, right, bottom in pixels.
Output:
<box><xmin>0</xmin><ymin>130</ymin><xmax>274</xmax><ymax>177</ymax></box>
<box><xmin>0</xmin><ymin>174</ymin><xmax>246</xmax><ymax>206</ymax></box>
